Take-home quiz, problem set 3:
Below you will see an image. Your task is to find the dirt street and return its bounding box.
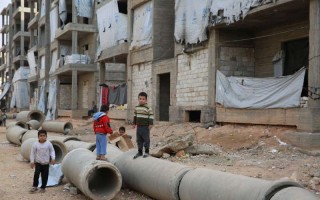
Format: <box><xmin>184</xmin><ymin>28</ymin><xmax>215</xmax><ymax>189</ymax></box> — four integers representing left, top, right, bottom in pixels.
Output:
<box><xmin>1</xmin><ymin>118</ymin><xmax>319</xmax><ymax>200</ymax></box>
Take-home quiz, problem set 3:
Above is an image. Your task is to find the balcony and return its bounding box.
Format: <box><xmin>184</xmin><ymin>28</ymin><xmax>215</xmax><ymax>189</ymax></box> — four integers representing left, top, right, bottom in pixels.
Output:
<box><xmin>13</xmin><ymin>7</ymin><xmax>31</xmax><ymax>19</ymax></box>
<box><xmin>52</xmin><ymin>63</ymin><xmax>97</xmax><ymax>76</ymax></box>
<box><xmin>13</xmin><ymin>55</ymin><xmax>27</xmax><ymax>64</ymax></box>
<box><xmin>55</xmin><ymin>23</ymin><xmax>96</xmax><ymax>40</ymax></box>
<box><xmin>97</xmin><ymin>42</ymin><xmax>128</xmax><ymax>63</ymax></box>
<box><xmin>28</xmin><ymin>13</ymin><xmax>39</xmax><ymax>29</ymax></box>
<box><xmin>0</xmin><ymin>45</ymin><xmax>8</xmax><ymax>53</ymax></box>
<box><xmin>13</xmin><ymin>31</ymin><xmax>31</xmax><ymax>41</ymax></box>
<box><xmin>0</xmin><ymin>25</ymin><xmax>9</xmax><ymax>33</ymax></box>
<box><xmin>0</xmin><ymin>63</ymin><xmax>7</xmax><ymax>71</ymax></box>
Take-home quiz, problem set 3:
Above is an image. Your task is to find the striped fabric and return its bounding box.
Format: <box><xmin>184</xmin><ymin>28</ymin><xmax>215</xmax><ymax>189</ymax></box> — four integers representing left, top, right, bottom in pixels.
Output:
<box><xmin>133</xmin><ymin>104</ymin><xmax>154</xmax><ymax>126</ymax></box>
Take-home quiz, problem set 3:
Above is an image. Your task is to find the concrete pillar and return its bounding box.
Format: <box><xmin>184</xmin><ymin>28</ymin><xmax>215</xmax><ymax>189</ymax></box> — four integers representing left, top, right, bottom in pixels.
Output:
<box><xmin>71</xmin><ymin>70</ymin><xmax>78</xmax><ymax>109</ymax></box>
<box><xmin>298</xmin><ymin>0</ymin><xmax>320</xmax><ymax>132</ymax></box>
<box><xmin>72</xmin><ymin>0</ymin><xmax>78</xmax><ymax>54</ymax></box>
<box><xmin>99</xmin><ymin>62</ymin><xmax>105</xmax><ymax>84</ymax></box>
<box><xmin>127</xmin><ymin>0</ymin><xmax>133</xmax><ymax>121</ymax></box>
<box><xmin>44</xmin><ymin>0</ymin><xmax>51</xmax><ymax>108</ymax></box>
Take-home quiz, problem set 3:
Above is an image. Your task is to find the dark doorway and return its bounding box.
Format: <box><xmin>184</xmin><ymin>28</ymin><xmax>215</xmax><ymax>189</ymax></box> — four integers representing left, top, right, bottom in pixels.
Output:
<box><xmin>159</xmin><ymin>73</ymin><xmax>170</xmax><ymax>121</ymax></box>
<box><xmin>187</xmin><ymin>111</ymin><xmax>201</xmax><ymax>123</ymax></box>
<box><xmin>283</xmin><ymin>37</ymin><xmax>309</xmax><ymax>96</ymax></box>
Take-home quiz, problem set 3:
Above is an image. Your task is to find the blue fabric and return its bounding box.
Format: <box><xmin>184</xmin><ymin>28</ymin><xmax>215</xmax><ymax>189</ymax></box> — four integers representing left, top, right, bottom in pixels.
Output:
<box><xmin>93</xmin><ymin>112</ymin><xmax>106</xmax><ymax>121</ymax></box>
<box><xmin>96</xmin><ymin>133</ymin><xmax>107</xmax><ymax>156</ymax></box>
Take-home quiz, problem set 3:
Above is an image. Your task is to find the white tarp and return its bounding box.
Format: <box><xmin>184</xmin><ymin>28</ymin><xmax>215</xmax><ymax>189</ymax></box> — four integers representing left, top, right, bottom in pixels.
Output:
<box><xmin>210</xmin><ymin>0</ymin><xmax>272</xmax><ymax>25</ymax></box>
<box><xmin>50</xmin><ymin>50</ymin><xmax>58</xmax><ymax>74</ymax></box>
<box><xmin>0</xmin><ymin>82</ymin><xmax>10</xmax><ymax>100</ymax></box>
<box><xmin>59</xmin><ymin>0</ymin><xmax>67</xmax><ymax>26</ymax></box>
<box><xmin>40</xmin><ymin>56</ymin><xmax>45</xmax><ymax>79</ymax></box>
<box><xmin>38</xmin><ymin>164</ymin><xmax>63</xmax><ymax>187</ymax></box>
<box><xmin>175</xmin><ymin>0</ymin><xmax>212</xmax><ymax>44</ymax></box>
<box><xmin>40</xmin><ymin>0</ymin><xmax>46</xmax><ymax>17</ymax></box>
<box><xmin>50</xmin><ymin>6</ymin><xmax>58</xmax><ymax>42</ymax></box>
<box><xmin>10</xmin><ymin>67</ymin><xmax>30</xmax><ymax>109</ymax></box>
<box><xmin>64</xmin><ymin>54</ymin><xmax>91</xmax><ymax>64</ymax></box>
<box><xmin>273</xmin><ymin>50</ymin><xmax>284</xmax><ymax>77</ymax></box>
<box><xmin>96</xmin><ymin>0</ymin><xmax>128</xmax><ymax>50</ymax></box>
<box><xmin>46</xmin><ymin>79</ymin><xmax>57</xmax><ymax>120</ymax></box>
<box><xmin>130</xmin><ymin>1</ymin><xmax>153</xmax><ymax>49</ymax></box>
<box><xmin>27</xmin><ymin>51</ymin><xmax>37</xmax><ymax>76</ymax></box>
<box><xmin>38</xmin><ymin>80</ymin><xmax>46</xmax><ymax>113</ymax></box>
<box><xmin>74</xmin><ymin>0</ymin><xmax>93</xmax><ymax>18</ymax></box>
<box><xmin>216</xmin><ymin>68</ymin><xmax>306</xmax><ymax>108</ymax></box>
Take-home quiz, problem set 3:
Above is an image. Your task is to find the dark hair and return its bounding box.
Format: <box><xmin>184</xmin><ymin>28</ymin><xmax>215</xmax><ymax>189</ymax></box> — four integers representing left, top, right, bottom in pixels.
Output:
<box><xmin>38</xmin><ymin>129</ymin><xmax>47</xmax><ymax>137</ymax></box>
<box><xmin>100</xmin><ymin>104</ymin><xmax>109</xmax><ymax>112</ymax></box>
<box><xmin>138</xmin><ymin>92</ymin><xmax>148</xmax><ymax>99</ymax></box>
<box><xmin>119</xmin><ymin>126</ymin><xmax>125</xmax><ymax>132</ymax></box>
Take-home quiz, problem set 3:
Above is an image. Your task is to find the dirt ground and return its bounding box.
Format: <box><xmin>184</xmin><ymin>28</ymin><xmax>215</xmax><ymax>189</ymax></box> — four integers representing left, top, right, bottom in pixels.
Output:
<box><xmin>1</xmin><ymin>117</ymin><xmax>320</xmax><ymax>200</ymax></box>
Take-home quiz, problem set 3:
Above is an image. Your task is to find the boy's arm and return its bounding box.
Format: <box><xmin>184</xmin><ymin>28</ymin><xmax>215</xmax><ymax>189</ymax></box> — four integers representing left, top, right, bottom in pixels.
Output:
<box><xmin>133</xmin><ymin>107</ymin><xmax>137</xmax><ymax>125</ymax></box>
<box><xmin>103</xmin><ymin>116</ymin><xmax>113</xmax><ymax>134</ymax></box>
<box><xmin>148</xmin><ymin>107</ymin><xmax>154</xmax><ymax>126</ymax></box>
<box><xmin>49</xmin><ymin>143</ymin><xmax>56</xmax><ymax>164</ymax></box>
<box><xmin>30</xmin><ymin>144</ymin><xmax>36</xmax><ymax>168</ymax></box>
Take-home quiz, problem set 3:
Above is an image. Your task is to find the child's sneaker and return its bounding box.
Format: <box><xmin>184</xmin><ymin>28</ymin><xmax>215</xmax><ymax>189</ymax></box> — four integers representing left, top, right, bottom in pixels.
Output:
<box><xmin>39</xmin><ymin>188</ymin><xmax>45</xmax><ymax>193</ymax></box>
<box><xmin>143</xmin><ymin>153</ymin><xmax>149</xmax><ymax>158</ymax></box>
<box><xmin>133</xmin><ymin>152</ymin><xmax>142</xmax><ymax>159</ymax></box>
<box><xmin>29</xmin><ymin>187</ymin><xmax>38</xmax><ymax>193</ymax></box>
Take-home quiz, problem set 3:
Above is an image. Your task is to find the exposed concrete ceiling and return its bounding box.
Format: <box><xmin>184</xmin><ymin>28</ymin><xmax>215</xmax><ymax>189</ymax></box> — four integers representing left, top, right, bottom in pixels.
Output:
<box><xmin>215</xmin><ymin>0</ymin><xmax>309</xmax><ymax>31</ymax></box>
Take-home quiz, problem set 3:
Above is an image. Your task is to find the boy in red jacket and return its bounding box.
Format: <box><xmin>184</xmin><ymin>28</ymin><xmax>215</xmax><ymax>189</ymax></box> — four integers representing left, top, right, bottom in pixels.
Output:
<box><xmin>93</xmin><ymin>104</ymin><xmax>113</xmax><ymax>160</ymax></box>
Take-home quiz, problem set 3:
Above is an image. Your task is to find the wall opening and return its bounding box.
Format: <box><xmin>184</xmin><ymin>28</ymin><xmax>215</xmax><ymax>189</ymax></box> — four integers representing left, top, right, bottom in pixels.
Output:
<box><xmin>187</xmin><ymin>111</ymin><xmax>201</xmax><ymax>123</ymax></box>
<box><xmin>159</xmin><ymin>73</ymin><xmax>170</xmax><ymax>121</ymax></box>
<box><xmin>283</xmin><ymin>37</ymin><xmax>309</xmax><ymax>97</ymax></box>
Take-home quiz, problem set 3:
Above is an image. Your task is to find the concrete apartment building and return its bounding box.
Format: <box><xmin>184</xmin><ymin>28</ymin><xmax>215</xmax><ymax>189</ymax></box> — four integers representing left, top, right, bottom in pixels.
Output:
<box><xmin>1</xmin><ymin>0</ymin><xmax>320</xmax><ymax>148</ymax></box>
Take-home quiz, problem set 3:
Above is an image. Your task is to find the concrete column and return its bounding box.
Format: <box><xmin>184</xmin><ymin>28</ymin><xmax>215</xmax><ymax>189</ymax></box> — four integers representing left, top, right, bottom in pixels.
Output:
<box><xmin>297</xmin><ymin>0</ymin><xmax>320</xmax><ymax>133</ymax></box>
<box><xmin>127</xmin><ymin>0</ymin><xmax>133</xmax><ymax>121</ymax></box>
<box><xmin>71</xmin><ymin>70</ymin><xmax>78</xmax><ymax>109</ymax></box>
<box><xmin>99</xmin><ymin>62</ymin><xmax>105</xmax><ymax>84</ymax></box>
<box><xmin>72</xmin><ymin>0</ymin><xmax>78</xmax><ymax>54</ymax></box>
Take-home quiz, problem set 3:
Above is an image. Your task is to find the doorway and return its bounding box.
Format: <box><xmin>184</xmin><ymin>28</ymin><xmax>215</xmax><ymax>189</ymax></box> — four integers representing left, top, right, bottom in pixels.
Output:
<box><xmin>283</xmin><ymin>37</ymin><xmax>309</xmax><ymax>96</ymax></box>
<box><xmin>159</xmin><ymin>73</ymin><xmax>170</xmax><ymax>121</ymax></box>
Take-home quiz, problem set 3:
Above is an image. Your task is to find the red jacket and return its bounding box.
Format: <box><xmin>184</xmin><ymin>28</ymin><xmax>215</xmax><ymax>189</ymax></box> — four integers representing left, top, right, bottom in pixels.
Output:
<box><xmin>93</xmin><ymin>114</ymin><xmax>113</xmax><ymax>134</ymax></box>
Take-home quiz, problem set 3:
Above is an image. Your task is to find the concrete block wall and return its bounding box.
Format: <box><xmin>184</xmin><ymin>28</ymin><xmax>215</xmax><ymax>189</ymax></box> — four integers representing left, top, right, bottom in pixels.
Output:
<box><xmin>105</xmin><ymin>63</ymin><xmax>126</xmax><ymax>81</ymax></box>
<box><xmin>219</xmin><ymin>46</ymin><xmax>255</xmax><ymax>77</ymax></box>
<box><xmin>59</xmin><ymin>84</ymin><xmax>72</xmax><ymax>109</ymax></box>
<box><xmin>131</xmin><ymin>62</ymin><xmax>152</xmax><ymax>108</ymax></box>
<box><xmin>176</xmin><ymin>49</ymin><xmax>209</xmax><ymax>106</ymax></box>
<box><xmin>78</xmin><ymin>73</ymin><xmax>95</xmax><ymax>109</ymax></box>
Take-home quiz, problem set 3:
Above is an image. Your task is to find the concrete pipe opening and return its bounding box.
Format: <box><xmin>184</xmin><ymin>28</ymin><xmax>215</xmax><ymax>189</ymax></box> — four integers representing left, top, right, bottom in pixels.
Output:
<box><xmin>41</xmin><ymin>121</ymin><xmax>73</xmax><ymax>134</ymax></box>
<box><xmin>16</xmin><ymin>110</ymin><xmax>45</xmax><ymax>124</ymax></box>
<box><xmin>6</xmin><ymin>121</ymin><xmax>29</xmax><ymax>129</ymax></box>
<box><xmin>62</xmin><ymin>149</ymin><xmax>122</xmax><ymax>200</ymax></box>
<box><xmin>49</xmin><ymin>140</ymin><xmax>67</xmax><ymax>164</ymax></box>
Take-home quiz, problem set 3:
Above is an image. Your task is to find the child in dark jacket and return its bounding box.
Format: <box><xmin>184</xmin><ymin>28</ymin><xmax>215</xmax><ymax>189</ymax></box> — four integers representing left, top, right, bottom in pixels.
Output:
<box><xmin>93</xmin><ymin>104</ymin><xmax>113</xmax><ymax>160</ymax></box>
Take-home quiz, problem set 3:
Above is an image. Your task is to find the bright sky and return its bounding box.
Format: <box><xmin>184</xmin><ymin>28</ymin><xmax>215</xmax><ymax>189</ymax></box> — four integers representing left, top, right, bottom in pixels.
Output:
<box><xmin>0</xmin><ymin>0</ymin><xmax>11</xmax><ymax>47</ymax></box>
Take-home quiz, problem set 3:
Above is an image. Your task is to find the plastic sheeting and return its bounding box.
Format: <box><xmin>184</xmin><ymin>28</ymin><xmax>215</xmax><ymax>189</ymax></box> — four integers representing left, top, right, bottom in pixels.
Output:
<box><xmin>27</xmin><ymin>51</ymin><xmax>37</xmax><ymax>76</ymax></box>
<box><xmin>50</xmin><ymin>6</ymin><xmax>58</xmax><ymax>42</ymax></box>
<box><xmin>130</xmin><ymin>1</ymin><xmax>153</xmax><ymax>49</ymax></box>
<box><xmin>59</xmin><ymin>0</ymin><xmax>67</xmax><ymax>26</ymax></box>
<box><xmin>210</xmin><ymin>0</ymin><xmax>272</xmax><ymax>25</ymax></box>
<box><xmin>64</xmin><ymin>54</ymin><xmax>91</xmax><ymax>64</ymax></box>
<box><xmin>96</xmin><ymin>0</ymin><xmax>128</xmax><ymax>50</ymax></box>
<box><xmin>40</xmin><ymin>0</ymin><xmax>46</xmax><ymax>17</ymax></box>
<box><xmin>38</xmin><ymin>164</ymin><xmax>63</xmax><ymax>187</ymax></box>
<box><xmin>74</xmin><ymin>0</ymin><xmax>93</xmax><ymax>18</ymax></box>
<box><xmin>216</xmin><ymin>68</ymin><xmax>306</xmax><ymax>109</ymax></box>
<box><xmin>175</xmin><ymin>0</ymin><xmax>212</xmax><ymax>44</ymax></box>
<box><xmin>10</xmin><ymin>67</ymin><xmax>30</xmax><ymax>109</ymax></box>
<box><xmin>50</xmin><ymin>50</ymin><xmax>58</xmax><ymax>74</ymax></box>
<box><xmin>38</xmin><ymin>80</ymin><xmax>46</xmax><ymax>113</ymax></box>
<box><xmin>46</xmin><ymin>79</ymin><xmax>57</xmax><ymax>120</ymax></box>
<box><xmin>0</xmin><ymin>82</ymin><xmax>10</xmax><ymax>100</ymax></box>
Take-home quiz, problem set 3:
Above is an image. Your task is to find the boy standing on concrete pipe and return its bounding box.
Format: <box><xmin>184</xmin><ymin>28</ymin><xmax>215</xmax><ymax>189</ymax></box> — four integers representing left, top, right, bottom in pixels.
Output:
<box><xmin>93</xmin><ymin>104</ymin><xmax>113</xmax><ymax>160</ymax></box>
<box><xmin>133</xmin><ymin>92</ymin><xmax>154</xmax><ymax>159</ymax></box>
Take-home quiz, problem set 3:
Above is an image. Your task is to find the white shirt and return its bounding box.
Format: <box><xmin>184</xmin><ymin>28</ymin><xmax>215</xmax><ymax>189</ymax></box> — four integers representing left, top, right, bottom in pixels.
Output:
<box><xmin>30</xmin><ymin>140</ymin><xmax>55</xmax><ymax>165</ymax></box>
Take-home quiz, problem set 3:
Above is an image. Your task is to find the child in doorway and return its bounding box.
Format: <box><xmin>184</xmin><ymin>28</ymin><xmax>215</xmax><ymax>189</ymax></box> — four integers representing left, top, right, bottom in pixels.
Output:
<box><xmin>133</xmin><ymin>92</ymin><xmax>154</xmax><ymax>159</ymax></box>
<box><xmin>29</xmin><ymin>130</ymin><xmax>55</xmax><ymax>193</ymax></box>
<box><xmin>93</xmin><ymin>104</ymin><xmax>113</xmax><ymax>160</ymax></box>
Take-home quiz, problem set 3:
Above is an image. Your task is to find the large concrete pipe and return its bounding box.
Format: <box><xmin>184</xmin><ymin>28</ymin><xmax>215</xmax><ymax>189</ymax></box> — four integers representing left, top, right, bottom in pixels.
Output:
<box><xmin>41</xmin><ymin>121</ymin><xmax>73</xmax><ymax>134</ymax></box>
<box><xmin>16</xmin><ymin>110</ymin><xmax>45</xmax><ymax>124</ymax></box>
<box><xmin>21</xmin><ymin>130</ymin><xmax>38</xmax><ymax>143</ymax></box>
<box><xmin>6</xmin><ymin>121</ymin><xmax>29</xmax><ymax>129</ymax></box>
<box><xmin>20</xmin><ymin>138</ymin><xmax>67</xmax><ymax>163</ymax></box>
<box><xmin>112</xmin><ymin>149</ymin><xmax>192</xmax><ymax>200</ymax></box>
<box><xmin>61</xmin><ymin>148</ymin><xmax>122</xmax><ymax>200</ymax></box>
<box><xmin>270</xmin><ymin>186</ymin><xmax>319</xmax><ymax>200</ymax></box>
<box><xmin>48</xmin><ymin>136</ymin><xmax>81</xmax><ymax>143</ymax></box>
<box><xmin>178</xmin><ymin>168</ymin><xmax>303</xmax><ymax>200</ymax></box>
<box><xmin>6</xmin><ymin>113</ymin><xmax>17</xmax><ymax>119</ymax></box>
<box><xmin>27</xmin><ymin>120</ymin><xmax>41</xmax><ymax>130</ymax></box>
<box><xmin>6</xmin><ymin>125</ymin><xmax>28</xmax><ymax>145</ymax></box>
<box><xmin>65</xmin><ymin>140</ymin><xmax>96</xmax><ymax>152</ymax></box>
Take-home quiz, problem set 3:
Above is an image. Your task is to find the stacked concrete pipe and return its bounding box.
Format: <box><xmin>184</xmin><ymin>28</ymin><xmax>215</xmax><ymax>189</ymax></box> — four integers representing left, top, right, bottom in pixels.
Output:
<box><xmin>270</xmin><ymin>187</ymin><xmax>319</xmax><ymax>200</ymax></box>
<box><xmin>6</xmin><ymin>121</ymin><xmax>29</xmax><ymax>129</ymax></box>
<box><xmin>21</xmin><ymin>130</ymin><xmax>38</xmax><ymax>143</ymax></box>
<box><xmin>111</xmin><ymin>149</ymin><xmax>192</xmax><ymax>200</ymax></box>
<box><xmin>47</xmin><ymin>136</ymin><xmax>81</xmax><ymax>143</ymax></box>
<box><xmin>26</xmin><ymin>120</ymin><xmax>41</xmax><ymax>130</ymax></box>
<box><xmin>16</xmin><ymin>110</ymin><xmax>45</xmax><ymax>124</ymax></box>
<box><xmin>20</xmin><ymin>138</ymin><xmax>67</xmax><ymax>163</ymax></box>
<box><xmin>6</xmin><ymin>125</ymin><xmax>28</xmax><ymax>145</ymax></box>
<box><xmin>61</xmin><ymin>148</ymin><xmax>122</xmax><ymax>200</ymax></box>
<box><xmin>64</xmin><ymin>140</ymin><xmax>96</xmax><ymax>152</ymax></box>
<box><xmin>22</xmin><ymin>132</ymin><xmax>81</xmax><ymax>144</ymax></box>
<box><xmin>178</xmin><ymin>168</ymin><xmax>317</xmax><ymax>200</ymax></box>
<box><xmin>41</xmin><ymin>121</ymin><xmax>73</xmax><ymax>134</ymax></box>
<box><xmin>6</xmin><ymin>113</ymin><xmax>17</xmax><ymax>119</ymax></box>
